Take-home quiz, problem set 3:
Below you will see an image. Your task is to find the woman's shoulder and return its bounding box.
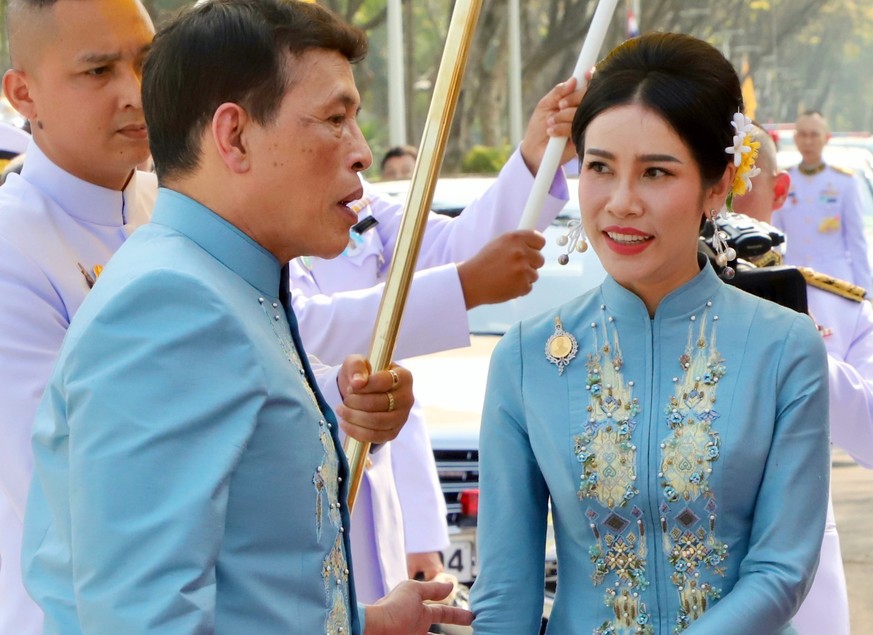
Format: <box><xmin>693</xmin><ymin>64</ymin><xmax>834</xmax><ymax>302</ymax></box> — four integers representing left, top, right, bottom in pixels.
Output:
<box><xmin>717</xmin><ymin>282</ymin><xmax>823</xmax><ymax>349</ymax></box>
<box><xmin>515</xmin><ymin>285</ymin><xmax>604</xmax><ymax>337</ymax></box>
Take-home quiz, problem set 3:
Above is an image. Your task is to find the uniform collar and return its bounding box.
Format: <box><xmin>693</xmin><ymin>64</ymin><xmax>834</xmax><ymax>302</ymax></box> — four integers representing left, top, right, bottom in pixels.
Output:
<box><xmin>150</xmin><ymin>188</ymin><xmax>281</xmax><ymax>296</ymax></box>
<box><xmin>20</xmin><ymin>139</ymin><xmax>140</xmax><ymax>227</ymax></box>
<box><xmin>600</xmin><ymin>256</ymin><xmax>724</xmax><ymax>319</ymax></box>
<box><xmin>797</xmin><ymin>162</ymin><xmax>826</xmax><ymax>176</ymax></box>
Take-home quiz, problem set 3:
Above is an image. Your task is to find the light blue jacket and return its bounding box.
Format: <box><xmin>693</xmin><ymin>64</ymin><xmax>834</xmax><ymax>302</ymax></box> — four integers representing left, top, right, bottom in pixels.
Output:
<box><xmin>471</xmin><ymin>264</ymin><xmax>830</xmax><ymax>635</ymax></box>
<box><xmin>23</xmin><ymin>189</ymin><xmax>361</xmax><ymax>634</ymax></box>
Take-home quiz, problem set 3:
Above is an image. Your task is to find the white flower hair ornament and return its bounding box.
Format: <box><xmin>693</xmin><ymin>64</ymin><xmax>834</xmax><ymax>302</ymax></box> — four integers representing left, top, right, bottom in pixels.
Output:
<box><xmin>709</xmin><ymin>112</ymin><xmax>761</xmax><ymax>279</ymax></box>
<box><xmin>724</xmin><ymin>112</ymin><xmax>761</xmax><ymax>208</ymax></box>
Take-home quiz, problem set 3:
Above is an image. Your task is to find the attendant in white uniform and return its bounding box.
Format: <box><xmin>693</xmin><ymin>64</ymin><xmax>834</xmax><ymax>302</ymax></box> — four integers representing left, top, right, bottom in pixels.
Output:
<box><xmin>290</xmin><ymin>78</ymin><xmax>585</xmax><ymax>601</ymax></box>
<box><xmin>0</xmin><ymin>3</ymin><xmax>156</xmax><ymax>632</ymax></box>
<box><xmin>773</xmin><ymin>110</ymin><xmax>872</xmax><ymax>288</ymax></box>
<box><xmin>0</xmin><ymin>1</ymin><xmax>413</xmax><ymax>632</ymax></box>
<box><xmin>733</xmin><ymin>125</ymin><xmax>873</xmax><ymax>635</ymax></box>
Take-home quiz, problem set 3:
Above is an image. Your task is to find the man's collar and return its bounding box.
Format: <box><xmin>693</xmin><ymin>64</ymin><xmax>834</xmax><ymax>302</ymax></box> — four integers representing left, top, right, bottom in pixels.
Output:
<box><xmin>797</xmin><ymin>162</ymin><xmax>826</xmax><ymax>176</ymax></box>
<box><xmin>20</xmin><ymin>140</ymin><xmax>136</xmax><ymax>227</ymax></box>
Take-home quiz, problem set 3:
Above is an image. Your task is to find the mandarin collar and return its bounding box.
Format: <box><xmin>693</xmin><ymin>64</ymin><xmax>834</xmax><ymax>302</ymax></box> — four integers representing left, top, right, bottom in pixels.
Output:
<box><xmin>600</xmin><ymin>256</ymin><xmax>724</xmax><ymax>320</ymax></box>
<box><xmin>20</xmin><ymin>139</ymin><xmax>141</xmax><ymax>227</ymax></box>
<box><xmin>150</xmin><ymin>188</ymin><xmax>281</xmax><ymax>296</ymax></box>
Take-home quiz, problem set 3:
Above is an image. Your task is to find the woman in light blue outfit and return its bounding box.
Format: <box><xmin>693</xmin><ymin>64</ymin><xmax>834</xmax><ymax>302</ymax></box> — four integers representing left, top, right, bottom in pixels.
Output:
<box><xmin>470</xmin><ymin>33</ymin><xmax>830</xmax><ymax>635</ymax></box>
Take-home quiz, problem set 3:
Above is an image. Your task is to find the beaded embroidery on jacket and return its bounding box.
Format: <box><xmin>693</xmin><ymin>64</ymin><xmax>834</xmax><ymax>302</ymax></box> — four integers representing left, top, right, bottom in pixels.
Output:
<box><xmin>261</xmin><ymin>296</ymin><xmax>351</xmax><ymax>634</ymax></box>
<box><xmin>573</xmin><ymin>300</ymin><xmax>728</xmax><ymax>635</ymax></box>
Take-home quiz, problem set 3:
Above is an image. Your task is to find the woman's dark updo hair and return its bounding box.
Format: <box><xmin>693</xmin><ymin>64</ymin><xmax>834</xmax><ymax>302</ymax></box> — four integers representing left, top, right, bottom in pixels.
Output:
<box><xmin>571</xmin><ymin>32</ymin><xmax>743</xmax><ymax>186</ymax></box>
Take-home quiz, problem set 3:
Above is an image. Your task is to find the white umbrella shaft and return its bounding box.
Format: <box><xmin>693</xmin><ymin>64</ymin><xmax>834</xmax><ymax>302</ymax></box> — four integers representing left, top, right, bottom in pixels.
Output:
<box><xmin>517</xmin><ymin>0</ymin><xmax>620</xmax><ymax>231</ymax></box>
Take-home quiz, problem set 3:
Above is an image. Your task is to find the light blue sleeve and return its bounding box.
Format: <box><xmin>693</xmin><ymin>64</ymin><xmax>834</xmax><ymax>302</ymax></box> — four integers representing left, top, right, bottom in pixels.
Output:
<box><xmin>686</xmin><ymin>315</ymin><xmax>831</xmax><ymax>634</ymax></box>
<box><xmin>64</xmin><ymin>271</ymin><xmax>266</xmax><ymax>634</ymax></box>
<box><xmin>470</xmin><ymin>324</ymin><xmax>550</xmax><ymax>634</ymax></box>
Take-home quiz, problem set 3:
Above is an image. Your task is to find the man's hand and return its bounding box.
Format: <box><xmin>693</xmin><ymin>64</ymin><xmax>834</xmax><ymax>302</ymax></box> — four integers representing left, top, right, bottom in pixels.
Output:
<box><xmin>407</xmin><ymin>551</ymin><xmax>444</xmax><ymax>581</ymax></box>
<box><xmin>519</xmin><ymin>74</ymin><xmax>589</xmax><ymax>175</ymax></box>
<box><xmin>363</xmin><ymin>580</ymin><xmax>474</xmax><ymax>635</ymax></box>
<box><xmin>335</xmin><ymin>356</ymin><xmax>413</xmax><ymax>444</ymax></box>
<box><xmin>457</xmin><ymin>229</ymin><xmax>546</xmax><ymax>309</ymax></box>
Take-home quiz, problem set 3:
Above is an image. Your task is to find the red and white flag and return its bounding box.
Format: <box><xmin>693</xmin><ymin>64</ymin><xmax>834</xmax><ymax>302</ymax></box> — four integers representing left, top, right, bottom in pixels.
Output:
<box><xmin>626</xmin><ymin>6</ymin><xmax>640</xmax><ymax>38</ymax></box>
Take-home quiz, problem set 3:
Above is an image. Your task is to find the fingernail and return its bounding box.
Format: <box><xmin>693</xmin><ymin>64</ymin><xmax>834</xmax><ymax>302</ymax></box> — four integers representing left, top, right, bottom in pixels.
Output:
<box><xmin>353</xmin><ymin>373</ymin><xmax>365</xmax><ymax>382</ymax></box>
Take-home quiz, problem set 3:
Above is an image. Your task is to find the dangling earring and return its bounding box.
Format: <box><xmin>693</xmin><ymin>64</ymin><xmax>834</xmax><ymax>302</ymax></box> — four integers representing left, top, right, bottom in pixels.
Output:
<box><xmin>708</xmin><ymin>207</ymin><xmax>737</xmax><ymax>279</ymax></box>
<box><xmin>556</xmin><ymin>219</ymin><xmax>588</xmax><ymax>265</ymax></box>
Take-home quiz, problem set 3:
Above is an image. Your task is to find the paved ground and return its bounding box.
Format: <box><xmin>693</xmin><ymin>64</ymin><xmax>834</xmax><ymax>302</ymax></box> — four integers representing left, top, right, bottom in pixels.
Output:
<box><xmin>832</xmin><ymin>449</ymin><xmax>873</xmax><ymax>633</ymax></box>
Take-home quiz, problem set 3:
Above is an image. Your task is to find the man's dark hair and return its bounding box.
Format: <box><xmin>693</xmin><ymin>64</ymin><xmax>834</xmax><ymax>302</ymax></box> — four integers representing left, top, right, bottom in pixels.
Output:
<box><xmin>143</xmin><ymin>0</ymin><xmax>368</xmax><ymax>182</ymax></box>
<box><xmin>380</xmin><ymin>144</ymin><xmax>418</xmax><ymax>173</ymax></box>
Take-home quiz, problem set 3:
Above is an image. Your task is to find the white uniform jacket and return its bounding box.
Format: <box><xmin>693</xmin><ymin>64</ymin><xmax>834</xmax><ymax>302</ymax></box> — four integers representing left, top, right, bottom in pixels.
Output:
<box><xmin>288</xmin><ymin>149</ymin><xmax>569</xmax><ymax>600</ymax></box>
<box><xmin>794</xmin><ymin>284</ymin><xmax>873</xmax><ymax>635</ymax></box>
<box><xmin>776</xmin><ymin>165</ymin><xmax>872</xmax><ymax>288</ymax></box>
<box><xmin>0</xmin><ymin>141</ymin><xmax>156</xmax><ymax>635</ymax></box>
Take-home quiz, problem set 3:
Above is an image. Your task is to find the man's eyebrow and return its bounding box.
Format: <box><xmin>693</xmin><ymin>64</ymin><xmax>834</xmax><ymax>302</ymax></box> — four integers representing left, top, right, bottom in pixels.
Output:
<box><xmin>78</xmin><ymin>44</ymin><xmax>151</xmax><ymax>66</ymax></box>
<box><xmin>78</xmin><ymin>52</ymin><xmax>121</xmax><ymax>66</ymax></box>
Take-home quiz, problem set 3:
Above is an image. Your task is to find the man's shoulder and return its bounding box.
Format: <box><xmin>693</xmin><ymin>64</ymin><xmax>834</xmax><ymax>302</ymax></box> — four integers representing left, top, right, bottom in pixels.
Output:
<box><xmin>828</xmin><ymin>164</ymin><xmax>855</xmax><ymax>178</ymax></box>
<box><xmin>0</xmin><ymin>174</ymin><xmax>51</xmax><ymax>231</ymax></box>
<box><xmin>0</xmin><ymin>177</ymin><xmax>70</xmax><ymax>279</ymax></box>
<box><xmin>799</xmin><ymin>267</ymin><xmax>867</xmax><ymax>302</ymax></box>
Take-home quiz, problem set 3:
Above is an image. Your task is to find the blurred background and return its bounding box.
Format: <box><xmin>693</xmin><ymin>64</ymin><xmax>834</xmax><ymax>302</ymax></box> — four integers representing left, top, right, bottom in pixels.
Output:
<box><xmin>2</xmin><ymin>1</ymin><xmax>873</xmax><ymax>177</ymax></box>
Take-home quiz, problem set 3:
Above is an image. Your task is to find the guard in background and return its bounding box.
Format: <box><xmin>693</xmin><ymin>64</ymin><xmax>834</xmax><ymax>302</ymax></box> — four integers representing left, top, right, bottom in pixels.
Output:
<box><xmin>773</xmin><ymin>110</ymin><xmax>872</xmax><ymax>289</ymax></box>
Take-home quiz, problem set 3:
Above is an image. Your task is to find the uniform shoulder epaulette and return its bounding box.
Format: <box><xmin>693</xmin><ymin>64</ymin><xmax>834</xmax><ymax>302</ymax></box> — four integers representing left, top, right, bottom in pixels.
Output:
<box><xmin>798</xmin><ymin>267</ymin><xmax>867</xmax><ymax>302</ymax></box>
<box><xmin>830</xmin><ymin>164</ymin><xmax>855</xmax><ymax>177</ymax></box>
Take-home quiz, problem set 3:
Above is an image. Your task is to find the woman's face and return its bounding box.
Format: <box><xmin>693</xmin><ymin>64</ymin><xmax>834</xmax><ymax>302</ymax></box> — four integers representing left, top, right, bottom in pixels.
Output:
<box><xmin>577</xmin><ymin>104</ymin><xmax>730</xmax><ymax>312</ymax></box>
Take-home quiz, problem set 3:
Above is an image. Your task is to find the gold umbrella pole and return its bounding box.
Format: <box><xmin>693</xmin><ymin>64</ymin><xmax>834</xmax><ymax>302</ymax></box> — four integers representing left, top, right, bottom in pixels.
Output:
<box><xmin>344</xmin><ymin>0</ymin><xmax>483</xmax><ymax>512</ymax></box>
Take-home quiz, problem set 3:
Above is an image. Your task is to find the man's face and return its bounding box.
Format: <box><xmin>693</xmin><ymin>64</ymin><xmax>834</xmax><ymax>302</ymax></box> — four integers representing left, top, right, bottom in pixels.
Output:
<box><xmin>245</xmin><ymin>49</ymin><xmax>373</xmax><ymax>261</ymax></box>
<box><xmin>13</xmin><ymin>0</ymin><xmax>154</xmax><ymax>190</ymax></box>
<box><xmin>382</xmin><ymin>154</ymin><xmax>415</xmax><ymax>180</ymax></box>
<box><xmin>794</xmin><ymin>114</ymin><xmax>829</xmax><ymax>166</ymax></box>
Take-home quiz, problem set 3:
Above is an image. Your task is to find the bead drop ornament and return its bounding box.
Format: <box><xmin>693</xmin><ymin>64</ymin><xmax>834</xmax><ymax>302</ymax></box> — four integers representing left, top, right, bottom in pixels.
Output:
<box><xmin>708</xmin><ymin>208</ymin><xmax>738</xmax><ymax>280</ymax></box>
<box><xmin>556</xmin><ymin>218</ymin><xmax>589</xmax><ymax>265</ymax></box>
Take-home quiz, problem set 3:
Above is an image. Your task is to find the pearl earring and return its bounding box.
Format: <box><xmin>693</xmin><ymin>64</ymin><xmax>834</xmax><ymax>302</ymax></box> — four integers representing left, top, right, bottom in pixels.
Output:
<box><xmin>708</xmin><ymin>207</ymin><xmax>737</xmax><ymax>279</ymax></box>
<box><xmin>556</xmin><ymin>219</ymin><xmax>588</xmax><ymax>265</ymax></box>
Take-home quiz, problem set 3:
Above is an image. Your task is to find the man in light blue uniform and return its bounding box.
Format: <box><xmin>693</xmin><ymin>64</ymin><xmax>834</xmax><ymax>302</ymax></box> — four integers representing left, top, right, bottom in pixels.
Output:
<box><xmin>21</xmin><ymin>1</ymin><xmax>472</xmax><ymax>633</ymax></box>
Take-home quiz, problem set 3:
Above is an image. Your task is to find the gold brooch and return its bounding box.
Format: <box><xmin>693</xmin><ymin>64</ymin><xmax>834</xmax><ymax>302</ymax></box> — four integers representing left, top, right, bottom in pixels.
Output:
<box><xmin>545</xmin><ymin>317</ymin><xmax>578</xmax><ymax>375</ymax></box>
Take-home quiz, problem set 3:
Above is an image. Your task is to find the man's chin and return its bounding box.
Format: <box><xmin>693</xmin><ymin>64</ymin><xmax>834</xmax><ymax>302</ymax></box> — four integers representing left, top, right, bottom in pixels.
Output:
<box><xmin>313</xmin><ymin>239</ymin><xmax>352</xmax><ymax>261</ymax></box>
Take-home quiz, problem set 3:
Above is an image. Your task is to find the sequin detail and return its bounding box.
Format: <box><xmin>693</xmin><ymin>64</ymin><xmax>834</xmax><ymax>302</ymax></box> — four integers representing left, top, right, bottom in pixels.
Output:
<box><xmin>323</xmin><ymin>535</ymin><xmax>351</xmax><ymax>634</ymax></box>
<box><xmin>574</xmin><ymin>301</ymin><xmax>729</xmax><ymax>635</ymax></box>
<box><xmin>263</xmin><ymin>299</ymin><xmax>351</xmax><ymax>634</ymax></box>
<box><xmin>575</xmin><ymin>310</ymin><xmax>640</xmax><ymax>508</ymax></box>
<box><xmin>659</xmin><ymin>307</ymin><xmax>727</xmax><ymax>632</ymax></box>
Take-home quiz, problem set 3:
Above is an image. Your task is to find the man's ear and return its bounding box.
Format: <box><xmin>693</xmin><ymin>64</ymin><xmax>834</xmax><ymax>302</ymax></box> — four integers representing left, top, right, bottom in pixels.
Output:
<box><xmin>772</xmin><ymin>170</ymin><xmax>791</xmax><ymax>211</ymax></box>
<box><xmin>212</xmin><ymin>103</ymin><xmax>251</xmax><ymax>174</ymax></box>
<box><xmin>3</xmin><ymin>69</ymin><xmax>37</xmax><ymax>121</ymax></box>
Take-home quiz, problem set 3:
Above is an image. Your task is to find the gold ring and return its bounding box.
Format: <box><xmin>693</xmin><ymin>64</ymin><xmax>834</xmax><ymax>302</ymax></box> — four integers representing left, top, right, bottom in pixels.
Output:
<box><xmin>385</xmin><ymin>391</ymin><xmax>396</xmax><ymax>413</ymax></box>
<box><xmin>388</xmin><ymin>369</ymin><xmax>400</xmax><ymax>387</ymax></box>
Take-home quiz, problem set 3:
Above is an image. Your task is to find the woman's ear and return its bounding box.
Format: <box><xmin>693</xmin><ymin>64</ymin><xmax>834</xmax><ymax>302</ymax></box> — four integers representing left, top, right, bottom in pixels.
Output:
<box><xmin>705</xmin><ymin>163</ymin><xmax>737</xmax><ymax>211</ymax></box>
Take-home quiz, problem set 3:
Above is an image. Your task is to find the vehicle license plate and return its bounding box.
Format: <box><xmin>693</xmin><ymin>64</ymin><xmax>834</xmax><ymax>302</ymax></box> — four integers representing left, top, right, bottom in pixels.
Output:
<box><xmin>440</xmin><ymin>540</ymin><xmax>474</xmax><ymax>582</ymax></box>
